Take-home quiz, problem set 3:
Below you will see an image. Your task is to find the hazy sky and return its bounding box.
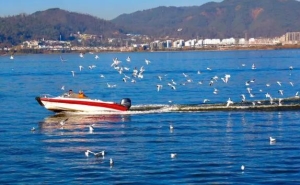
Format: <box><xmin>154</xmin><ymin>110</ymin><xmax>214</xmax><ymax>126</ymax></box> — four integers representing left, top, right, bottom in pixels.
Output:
<box><xmin>0</xmin><ymin>0</ymin><xmax>222</xmax><ymax>20</ymax></box>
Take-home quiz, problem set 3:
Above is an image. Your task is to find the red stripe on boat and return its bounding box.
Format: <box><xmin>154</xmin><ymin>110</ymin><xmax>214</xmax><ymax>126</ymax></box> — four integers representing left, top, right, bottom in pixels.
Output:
<box><xmin>40</xmin><ymin>98</ymin><xmax>128</xmax><ymax>111</ymax></box>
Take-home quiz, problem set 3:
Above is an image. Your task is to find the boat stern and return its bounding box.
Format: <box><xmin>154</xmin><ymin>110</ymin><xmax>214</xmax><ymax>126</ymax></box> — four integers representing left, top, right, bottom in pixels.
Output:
<box><xmin>120</xmin><ymin>98</ymin><xmax>131</xmax><ymax>110</ymax></box>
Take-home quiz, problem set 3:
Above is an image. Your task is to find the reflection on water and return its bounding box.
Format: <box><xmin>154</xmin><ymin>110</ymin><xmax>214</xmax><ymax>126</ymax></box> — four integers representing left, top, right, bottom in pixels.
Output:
<box><xmin>39</xmin><ymin>114</ymin><xmax>131</xmax><ymax>132</ymax></box>
<box><xmin>38</xmin><ymin>114</ymin><xmax>132</xmax><ymax>155</ymax></box>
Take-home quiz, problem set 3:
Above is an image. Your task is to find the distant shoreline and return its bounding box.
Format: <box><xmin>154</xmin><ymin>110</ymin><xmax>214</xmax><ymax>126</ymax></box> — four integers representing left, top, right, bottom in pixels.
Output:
<box><xmin>1</xmin><ymin>44</ymin><xmax>300</xmax><ymax>55</ymax></box>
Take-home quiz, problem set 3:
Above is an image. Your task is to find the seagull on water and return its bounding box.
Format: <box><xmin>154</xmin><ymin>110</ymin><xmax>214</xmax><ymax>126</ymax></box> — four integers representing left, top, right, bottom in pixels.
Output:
<box><xmin>171</xmin><ymin>153</ymin><xmax>177</xmax><ymax>158</ymax></box>
<box><xmin>110</xmin><ymin>158</ymin><xmax>114</xmax><ymax>167</ymax></box>
<box><xmin>126</xmin><ymin>56</ymin><xmax>131</xmax><ymax>62</ymax></box>
<box><xmin>95</xmin><ymin>151</ymin><xmax>105</xmax><ymax>158</ymax></box>
<box><xmin>270</xmin><ymin>137</ymin><xmax>276</xmax><ymax>143</ymax></box>
<box><xmin>203</xmin><ymin>99</ymin><xmax>210</xmax><ymax>103</ymax></box>
<box><xmin>95</xmin><ymin>55</ymin><xmax>99</xmax><ymax>59</ymax></box>
<box><xmin>169</xmin><ymin>125</ymin><xmax>174</xmax><ymax>133</ymax></box>
<box><xmin>213</xmin><ymin>88</ymin><xmax>218</xmax><ymax>94</ymax></box>
<box><xmin>31</xmin><ymin>127</ymin><xmax>36</xmax><ymax>132</ymax></box>
<box><xmin>89</xmin><ymin>124</ymin><xmax>95</xmax><ymax>133</ymax></box>
<box><xmin>85</xmin><ymin>150</ymin><xmax>93</xmax><ymax>157</ymax></box>
<box><xmin>60</xmin><ymin>118</ymin><xmax>68</xmax><ymax>125</ymax></box>
<box><xmin>241</xmin><ymin>165</ymin><xmax>245</xmax><ymax>171</ymax></box>
<box><xmin>85</xmin><ymin>150</ymin><xmax>105</xmax><ymax>158</ymax></box>
<box><xmin>59</xmin><ymin>118</ymin><xmax>68</xmax><ymax>129</ymax></box>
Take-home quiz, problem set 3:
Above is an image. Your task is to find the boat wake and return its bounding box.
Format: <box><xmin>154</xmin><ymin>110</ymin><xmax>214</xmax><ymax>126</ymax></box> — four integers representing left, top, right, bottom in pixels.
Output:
<box><xmin>48</xmin><ymin>96</ymin><xmax>300</xmax><ymax>116</ymax></box>
<box><xmin>129</xmin><ymin>96</ymin><xmax>300</xmax><ymax>113</ymax></box>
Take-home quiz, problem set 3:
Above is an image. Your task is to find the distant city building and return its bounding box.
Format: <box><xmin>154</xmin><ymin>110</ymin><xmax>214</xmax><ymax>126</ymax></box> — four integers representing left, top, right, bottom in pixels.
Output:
<box><xmin>12</xmin><ymin>30</ymin><xmax>300</xmax><ymax>53</ymax></box>
<box><xmin>173</xmin><ymin>40</ymin><xmax>184</xmax><ymax>48</ymax></box>
<box><xmin>221</xmin><ymin>38</ymin><xmax>235</xmax><ymax>45</ymax></box>
<box><xmin>284</xmin><ymin>32</ymin><xmax>300</xmax><ymax>44</ymax></box>
<box><xmin>238</xmin><ymin>38</ymin><xmax>246</xmax><ymax>45</ymax></box>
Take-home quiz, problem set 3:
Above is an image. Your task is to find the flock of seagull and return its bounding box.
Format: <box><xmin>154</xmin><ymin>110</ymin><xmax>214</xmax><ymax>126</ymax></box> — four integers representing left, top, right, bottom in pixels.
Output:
<box><xmin>61</xmin><ymin>52</ymin><xmax>299</xmax><ymax>110</ymax></box>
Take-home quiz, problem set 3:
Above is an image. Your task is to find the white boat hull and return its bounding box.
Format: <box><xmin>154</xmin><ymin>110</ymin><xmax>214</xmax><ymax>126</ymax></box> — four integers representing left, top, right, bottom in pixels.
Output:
<box><xmin>36</xmin><ymin>95</ymin><xmax>131</xmax><ymax>113</ymax></box>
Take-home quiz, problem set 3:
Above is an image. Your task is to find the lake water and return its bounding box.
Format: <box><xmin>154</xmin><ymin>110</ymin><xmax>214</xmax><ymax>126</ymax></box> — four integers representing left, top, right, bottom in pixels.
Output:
<box><xmin>1</xmin><ymin>50</ymin><xmax>300</xmax><ymax>184</ymax></box>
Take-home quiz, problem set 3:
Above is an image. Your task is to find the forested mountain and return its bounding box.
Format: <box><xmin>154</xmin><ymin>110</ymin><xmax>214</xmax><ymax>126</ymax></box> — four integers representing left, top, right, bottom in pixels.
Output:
<box><xmin>0</xmin><ymin>8</ymin><xmax>125</xmax><ymax>46</ymax></box>
<box><xmin>112</xmin><ymin>0</ymin><xmax>300</xmax><ymax>39</ymax></box>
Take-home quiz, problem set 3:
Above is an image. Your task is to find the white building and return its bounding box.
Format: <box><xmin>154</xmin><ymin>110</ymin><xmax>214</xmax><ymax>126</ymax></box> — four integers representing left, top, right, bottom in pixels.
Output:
<box><xmin>196</xmin><ymin>39</ymin><xmax>203</xmax><ymax>46</ymax></box>
<box><xmin>203</xmin><ymin>39</ymin><xmax>212</xmax><ymax>45</ymax></box>
<box><xmin>249</xmin><ymin>38</ymin><xmax>255</xmax><ymax>44</ymax></box>
<box><xmin>166</xmin><ymin>40</ymin><xmax>172</xmax><ymax>48</ymax></box>
<box><xmin>184</xmin><ymin>39</ymin><xmax>196</xmax><ymax>47</ymax></box>
<box><xmin>221</xmin><ymin>38</ymin><xmax>236</xmax><ymax>45</ymax></box>
<box><xmin>173</xmin><ymin>40</ymin><xmax>184</xmax><ymax>48</ymax></box>
<box><xmin>238</xmin><ymin>38</ymin><xmax>246</xmax><ymax>45</ymax></box>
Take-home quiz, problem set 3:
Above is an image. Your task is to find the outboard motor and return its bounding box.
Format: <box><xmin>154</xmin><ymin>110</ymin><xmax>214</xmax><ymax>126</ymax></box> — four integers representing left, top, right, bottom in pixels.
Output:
<box><xmin>120</xmin><ymin>98</ymin><xmax>131</xmax><ymax>110</ymax></box>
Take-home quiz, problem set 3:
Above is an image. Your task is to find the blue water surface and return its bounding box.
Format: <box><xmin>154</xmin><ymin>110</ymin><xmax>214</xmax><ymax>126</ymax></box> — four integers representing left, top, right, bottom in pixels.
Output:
<box><xmin>0</xmin><ymin>50</ymin><xmax>300</xmax><ymax>184</ymax></box>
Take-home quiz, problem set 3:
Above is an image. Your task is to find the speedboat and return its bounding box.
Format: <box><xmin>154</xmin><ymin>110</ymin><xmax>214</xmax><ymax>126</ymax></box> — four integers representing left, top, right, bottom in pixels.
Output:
<box><xmin>35</xmin><ymin>94</ymin><xmax>131</xmax><ymax>113</ymax></box>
